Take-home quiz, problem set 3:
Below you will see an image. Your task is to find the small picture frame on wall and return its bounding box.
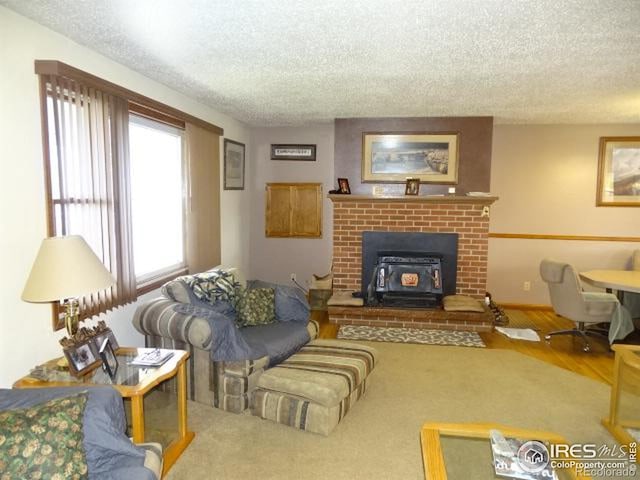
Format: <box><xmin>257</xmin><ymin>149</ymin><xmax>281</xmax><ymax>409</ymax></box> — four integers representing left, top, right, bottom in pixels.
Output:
<box><xmin>596</xmin><ymin>136</ymin><xmax>640</xmax><ymax>206</ymax></box>
<box><xmin>270</xmin><ymin>144</ymin><xmax>316</xmax><ymax>161</ymax></box>
<box><xmin>338</xmin><ymin>178</ymin><xmax>351</xmax><ymax>194</ymax></box>
<box><xmin>224</xmin><ymin>139</ymin><xmax>245</xmax><ymax>190</ymax></box>
<box><xmin>63</xmin><ymin>341</ymin><xmax>101</xmax><ymax>377</ymax></box>
<box><xmin>405</xmin><ymin>178</ymin><xmax>420</xmax><ymax>196</ymax></box>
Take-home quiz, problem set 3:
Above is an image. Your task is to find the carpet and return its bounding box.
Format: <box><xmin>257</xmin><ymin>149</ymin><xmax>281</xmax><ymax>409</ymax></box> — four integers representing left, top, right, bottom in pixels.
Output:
<box><xmin>337</xmin><ymin>325</ymin><xmax>486</xmax><ymax>348</ymax></box>
<box><xmin>504</xmin><ymin>309</ymin><xmax>541</xmax><ymax>330</ymax></box>
<box><xmin>162</xmin><ymin>343</ymin><xmax>616</xmax><ymax>480</ymax></box>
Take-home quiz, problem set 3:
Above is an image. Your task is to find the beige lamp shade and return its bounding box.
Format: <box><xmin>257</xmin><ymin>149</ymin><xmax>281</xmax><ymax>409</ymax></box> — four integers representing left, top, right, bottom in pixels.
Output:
<box><xmin>22</xmin><ymin>235</ymin><xmax>116</xmax><ymax>302</ymax></box>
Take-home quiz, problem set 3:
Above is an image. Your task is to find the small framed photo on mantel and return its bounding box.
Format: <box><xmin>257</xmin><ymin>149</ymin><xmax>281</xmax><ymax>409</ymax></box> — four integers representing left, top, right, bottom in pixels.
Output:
<box><xmin>271</xmin><ymin>144</ymin><xmax>316</xmax><ymax>161</ymax></box>
<box><xmin>405</xmin><ymin>178</ymin><xmax>420</xmax><ymax>196</ymax></box>
<box><xmin>338</xmin><ymin>178</ymin><xmax>351</xmax><ymax>194</ymax></box>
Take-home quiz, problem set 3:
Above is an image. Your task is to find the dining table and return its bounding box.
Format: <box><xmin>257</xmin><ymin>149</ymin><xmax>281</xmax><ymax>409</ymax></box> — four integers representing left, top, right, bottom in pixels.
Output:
<box><xmin>579</xmin><ymin>270</ymin><xmax>640</xmax><ymax>295</ymax></box>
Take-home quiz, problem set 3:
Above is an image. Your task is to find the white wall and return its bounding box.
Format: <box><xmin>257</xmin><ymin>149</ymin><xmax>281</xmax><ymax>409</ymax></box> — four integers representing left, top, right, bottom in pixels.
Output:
<box><xmin>0</xmin><ymin>7</ymin><xmax>250</xmax><ymax>387</ymax></box>
<box><xmin>249</xmin><ymin>125</ymin><xmax>334</xmax><ymax>285</ymax></box>
<box><xmin>488</xmin><ymin>124</ymin><xmax>640</xmax><ymax>304</ymax></box>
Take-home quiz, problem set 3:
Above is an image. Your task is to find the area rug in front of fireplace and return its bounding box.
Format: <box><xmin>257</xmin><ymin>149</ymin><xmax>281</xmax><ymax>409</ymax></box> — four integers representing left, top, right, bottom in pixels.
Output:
<box><xmin>337</xmin><ymin>325</ymin><xmax>485</xmax><ymax>348</ymax></box>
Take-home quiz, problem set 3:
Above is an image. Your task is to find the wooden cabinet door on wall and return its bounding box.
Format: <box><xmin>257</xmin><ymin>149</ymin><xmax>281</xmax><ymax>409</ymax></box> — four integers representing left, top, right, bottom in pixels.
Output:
<box><xmin>266</xmin><ymin>183</ymin><xmax>322</xmax><ymax>238</ymax></box>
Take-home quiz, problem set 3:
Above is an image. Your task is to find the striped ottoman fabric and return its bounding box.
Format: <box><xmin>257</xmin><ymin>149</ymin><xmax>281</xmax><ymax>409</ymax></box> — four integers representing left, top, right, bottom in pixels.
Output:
<box><xmin>213</xmin><ymin>356</ymin><xmax>269</xmax><ymax>414</ymax></box>
<box><xmin>251</xmin><ymin>339</ymin><xmax>378</xmax><ymax>435</ymax></box>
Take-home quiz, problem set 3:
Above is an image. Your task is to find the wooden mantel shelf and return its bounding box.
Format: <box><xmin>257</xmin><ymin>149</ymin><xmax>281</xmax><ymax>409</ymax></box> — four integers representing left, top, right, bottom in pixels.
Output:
<box><xmin>328</xmin><ymin>194</ymin><xmax>499</xmax><ymax>205</ymax></box>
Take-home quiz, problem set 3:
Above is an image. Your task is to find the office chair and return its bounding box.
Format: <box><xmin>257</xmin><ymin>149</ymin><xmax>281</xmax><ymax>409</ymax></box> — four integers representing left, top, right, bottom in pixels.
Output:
<box><xmin>540</xmin><ymin>259</ymin><xmax>619</xmax><ymax>352</ymax></box>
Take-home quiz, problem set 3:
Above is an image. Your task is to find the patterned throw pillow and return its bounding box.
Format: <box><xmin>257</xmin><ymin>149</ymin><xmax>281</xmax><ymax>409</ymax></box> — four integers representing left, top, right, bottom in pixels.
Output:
<box><xmin>235</xmin><ymin>288</ymin><xmax>276</xmax><ymax>327</ymax></box>
<box><xmin>177</xmin><ymin>270</ymin><xmax>240</xmax><ymax>306</ymax></box>
<box><xmin>0</xmin><ymin>393</ymin><xmax>89</xmax><ymax>479</ymax></box>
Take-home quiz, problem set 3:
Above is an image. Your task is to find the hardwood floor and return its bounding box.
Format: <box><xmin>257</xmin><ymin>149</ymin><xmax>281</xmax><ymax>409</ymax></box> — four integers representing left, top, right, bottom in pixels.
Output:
<box><xmin>312</xmin><ymin>308</ymin><xmax>617</xmax><ymax>385</ymax></box>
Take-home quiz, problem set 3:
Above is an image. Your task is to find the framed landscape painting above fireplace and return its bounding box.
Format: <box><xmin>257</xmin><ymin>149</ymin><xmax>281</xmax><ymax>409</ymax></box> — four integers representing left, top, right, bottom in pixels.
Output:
<box><xmin>362</xmin><ymin>132</ymin><xmax>459</xmax><ymax>184</ymax></box>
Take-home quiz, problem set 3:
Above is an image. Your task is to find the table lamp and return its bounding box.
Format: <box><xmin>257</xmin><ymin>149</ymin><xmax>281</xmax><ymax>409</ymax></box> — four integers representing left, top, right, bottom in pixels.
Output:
<box><xmin>22</xmin><ymin>235</ymin><xmax>116</xmax><ymax>336</ymax></box>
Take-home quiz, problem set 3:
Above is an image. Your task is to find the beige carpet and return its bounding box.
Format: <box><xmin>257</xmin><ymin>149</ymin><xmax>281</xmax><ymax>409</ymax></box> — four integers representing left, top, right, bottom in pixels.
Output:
<box><xmin>164</xmin><ymin>342</ymin><xmax>615</xmax><ymax>480</ymax></box>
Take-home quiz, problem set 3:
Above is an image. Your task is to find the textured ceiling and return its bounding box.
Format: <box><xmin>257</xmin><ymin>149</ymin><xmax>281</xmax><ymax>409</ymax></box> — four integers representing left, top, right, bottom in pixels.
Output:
<box><xmin>3</xmin><ymin>0</ymin><xmax>640</xmax><ymax>126</ymax></box>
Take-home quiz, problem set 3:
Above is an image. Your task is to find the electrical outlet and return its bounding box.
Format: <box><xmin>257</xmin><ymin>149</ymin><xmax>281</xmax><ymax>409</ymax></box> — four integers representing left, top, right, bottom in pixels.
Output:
<box><xmin>290</xmin><ymin>273</ymin><xmax>296</xmax><ymax>282</ymax></box>
<box><xmin>523</xmin><ymin>281</ymin><xmax>531</xmax><ymax>291</ymax></box>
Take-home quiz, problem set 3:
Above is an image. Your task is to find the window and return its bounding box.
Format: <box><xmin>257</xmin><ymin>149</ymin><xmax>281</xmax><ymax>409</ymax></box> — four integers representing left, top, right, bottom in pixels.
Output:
<box><xmin>129</xmin><ymin>115</ymin><xmax>186</xmax><ymax>286</ymax></box>
<box><xmin>36</xmin><ymin>60</ymin><xmax>223</xmax><ymax>329</ymax></box>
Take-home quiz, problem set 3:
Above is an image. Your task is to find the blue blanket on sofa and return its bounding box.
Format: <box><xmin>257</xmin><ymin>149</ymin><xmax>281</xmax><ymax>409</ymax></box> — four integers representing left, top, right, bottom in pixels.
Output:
<box><xmin>173</xmin><ymin>280</ymin><xmax>311</xmax><ymax>365</ymax></box>
<box><xmin>0</xmin><ymin>386</ymin><xmax>156</xmax><ymax>480</ymax></box>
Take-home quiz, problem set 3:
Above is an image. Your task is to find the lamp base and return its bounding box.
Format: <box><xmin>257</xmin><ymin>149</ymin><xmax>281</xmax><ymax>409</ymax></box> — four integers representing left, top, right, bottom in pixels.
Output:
<box><xmin>63</xmin><ymin>298</ymin><xmax>80</xmax><ymax>337</ymax></box>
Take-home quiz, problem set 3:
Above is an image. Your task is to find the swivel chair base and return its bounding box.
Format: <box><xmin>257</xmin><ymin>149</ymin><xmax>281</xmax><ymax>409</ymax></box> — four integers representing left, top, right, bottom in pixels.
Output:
<box><xmin>544</xmin><ymin>323</ymin><xmax>609</xmax><ymax>352</ymax></box>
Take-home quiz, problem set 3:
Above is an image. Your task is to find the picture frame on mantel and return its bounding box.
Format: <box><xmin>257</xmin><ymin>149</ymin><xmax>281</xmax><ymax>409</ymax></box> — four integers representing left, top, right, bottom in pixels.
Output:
<box><xmin>596</xmin><ymin>136</ymin><xmax>640</xmax><ymax>206</ymax></box>
<box><xmin>362</xmin><ymin>132</ymin><xmax>459</xmax><ymax>184</ymax></box>
<box><xmin>224</xmin><ymin>139</ymin><xmax>245</xmax><ymax>190</ymax></box>
<box><xmin>405</xmin><ymin>178</ymin><xmax>420</xmax><ymax>195</ymax></box>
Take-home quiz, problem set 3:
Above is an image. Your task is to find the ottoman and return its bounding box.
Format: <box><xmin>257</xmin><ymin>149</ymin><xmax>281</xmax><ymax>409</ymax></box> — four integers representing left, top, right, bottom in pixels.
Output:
<box><xmin>251</xmin><ymin>339</ymin><xmax>379</xmax><ymax>436</ymax></box>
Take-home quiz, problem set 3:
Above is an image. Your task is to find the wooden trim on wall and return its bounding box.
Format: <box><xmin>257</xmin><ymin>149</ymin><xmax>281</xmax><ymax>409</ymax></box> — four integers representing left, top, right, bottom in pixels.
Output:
<box><xmin>489</xmin><ymin>233</ymin><xmax>640</xmax><ymax>243</ymax></box>
<box><xmin>35</xmin><ymin>60</ymin><xmax>223</xmax><ymax>135</ymax></box>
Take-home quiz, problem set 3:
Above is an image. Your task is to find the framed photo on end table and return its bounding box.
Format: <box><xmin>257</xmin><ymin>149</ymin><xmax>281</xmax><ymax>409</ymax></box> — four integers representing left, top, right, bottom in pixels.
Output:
<box><xmin>92</xmin><ymin>327</ymin><xmax>119</xmax><ymax>353</ymax></box>
<box><xmin>63</xmin><ymin>340</ymin><xmax>101</xmax><ymax>377</ymax></box>
<box><xmin>224</xmin><ymin>139</ymin><xmax>245</xmax><ymax>190</ymax></box>
<box><xmin>98</xmin><ymin>337</ymin><xmax>119</xmax><ymax>379</ymax></box>
<box><xmin>596</xmin><ymin>136</ymin><xmax>640</xmax><ymax>206</ymax></box>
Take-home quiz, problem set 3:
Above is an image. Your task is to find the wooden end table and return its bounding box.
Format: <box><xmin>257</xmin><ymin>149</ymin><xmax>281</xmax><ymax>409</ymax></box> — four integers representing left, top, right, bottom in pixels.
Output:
<box><xmin>13</xmin><ymin>347</ymin><xmax>194</xmax><ymax>475</ymax></box>
<box><xmin>420</xmin><ymin>422</ymin><xmax>589</xmax><ymax>479</ymax></box>
<box><xmin>602</xmin><ymin>344</ymin><xmax>640</xmax><ymax>446</ymax></box>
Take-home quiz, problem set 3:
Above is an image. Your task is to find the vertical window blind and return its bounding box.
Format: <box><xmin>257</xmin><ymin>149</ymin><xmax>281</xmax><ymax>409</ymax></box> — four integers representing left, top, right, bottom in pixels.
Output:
<box><xmin>40</xmin><ymin>75</ymin><xmax>136</xmax><ymax>325</ymax></box>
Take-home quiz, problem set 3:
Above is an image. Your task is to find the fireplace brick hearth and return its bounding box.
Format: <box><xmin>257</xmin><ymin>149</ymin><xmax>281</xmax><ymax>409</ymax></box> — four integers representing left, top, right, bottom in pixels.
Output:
<box><xmin>328</xmin><ymin>194</ymin><xmax>498</xmax><ymax>332</ymax></box>
<box><xmin>328</xmin><ymin>305</ymin><xmax>494</xmax><ymax>332</ymax></box>
<box><xmin>330</xmin><ymin>195</ymin><xmax>498</xmax><ymax>297</ymax></box>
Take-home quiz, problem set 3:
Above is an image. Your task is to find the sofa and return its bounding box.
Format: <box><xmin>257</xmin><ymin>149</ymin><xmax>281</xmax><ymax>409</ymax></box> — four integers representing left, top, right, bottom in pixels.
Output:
<box><xmin>0</xmin><ymin>386</ymin><xmax>162</xmax><ymax>480</ymax></box>
<box><xmin>133</xmin><ymin>268</ymin><xmax>318</xmax><ymax>414</ymax></box>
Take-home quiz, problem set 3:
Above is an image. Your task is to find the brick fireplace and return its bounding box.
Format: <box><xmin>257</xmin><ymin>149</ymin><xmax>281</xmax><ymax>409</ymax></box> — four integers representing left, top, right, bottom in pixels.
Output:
<box><xmin>329</xmin><ymin>194</ymin><xmax>498</xmax><ymax>332</ymax></box>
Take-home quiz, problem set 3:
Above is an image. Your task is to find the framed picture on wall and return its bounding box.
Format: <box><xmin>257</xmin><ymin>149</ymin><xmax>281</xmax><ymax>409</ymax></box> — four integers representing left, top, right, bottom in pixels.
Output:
<box><xmin>596</xmin><ymin>137</ymin><xmax>640</xmax><ymax>206</ymax></box>
<box><xmin>270</xmin><ymin>144</ymin><xmax>316</xmax><ymax>161</ymax></box>
<box><xmin>362</xmin><ymin>132</ymin><xmax>459</xmax><ymax>184</ymax></box>
<box><xmin>224</xmin><ymin>139</ymin><xmax>245</xmax><ymax>190</ymax></box>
